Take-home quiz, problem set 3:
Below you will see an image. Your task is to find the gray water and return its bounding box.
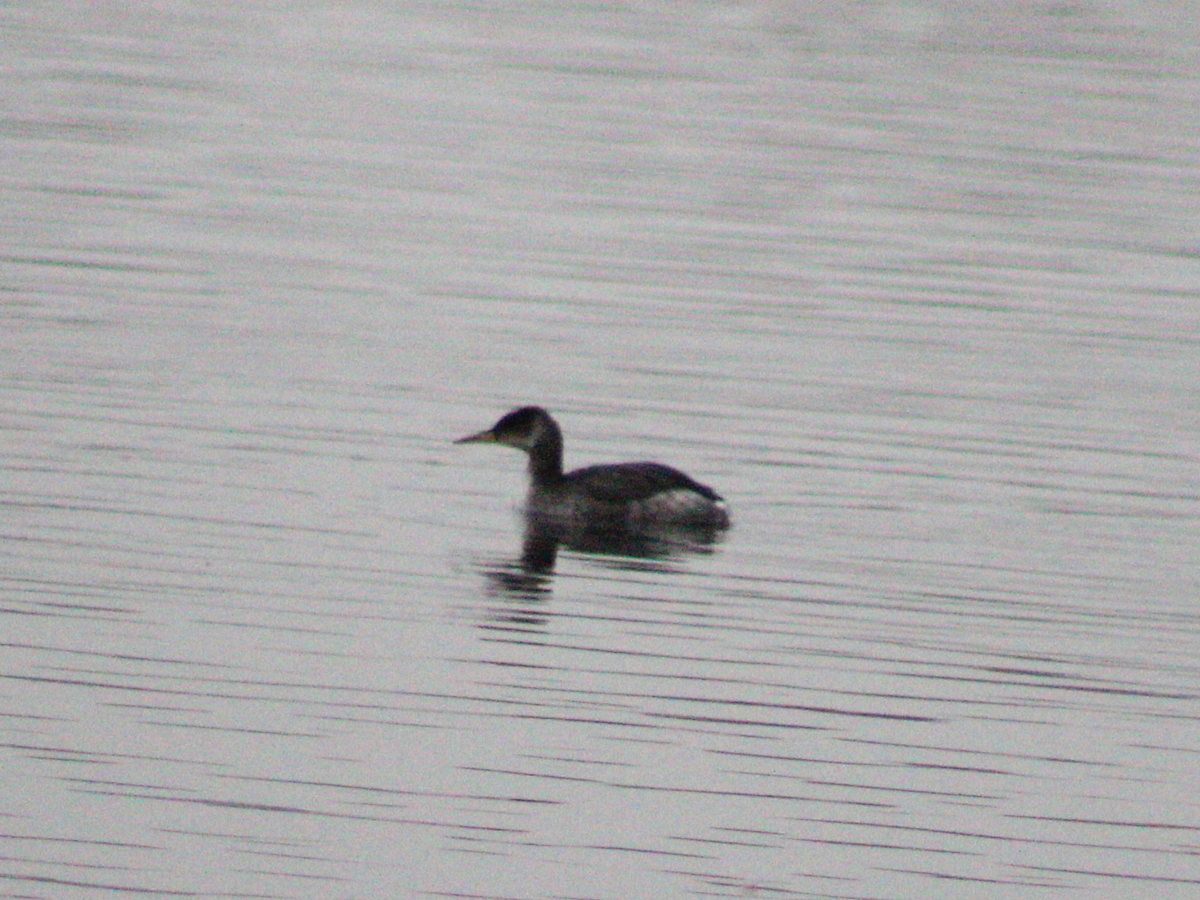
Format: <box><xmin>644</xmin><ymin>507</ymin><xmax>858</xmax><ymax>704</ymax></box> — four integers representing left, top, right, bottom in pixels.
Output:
<box><xmin>3</xmin><ymin>2</ymin><xmax>1199</xmax><ymax>898</ymax></box>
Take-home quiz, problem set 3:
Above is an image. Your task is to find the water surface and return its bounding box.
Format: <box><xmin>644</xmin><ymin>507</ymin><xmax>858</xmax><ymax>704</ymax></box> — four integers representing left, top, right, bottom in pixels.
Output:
<box><xmin>3</xmin><ymin>2</ymin><xmax>1199</xmax><ymax>898</ymax></box>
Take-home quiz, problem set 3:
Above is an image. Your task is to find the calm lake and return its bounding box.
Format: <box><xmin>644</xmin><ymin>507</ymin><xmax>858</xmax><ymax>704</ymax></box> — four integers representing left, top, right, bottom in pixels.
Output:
<box><xmin>3</xmin><ymin>2</ymin><xmax>1199</xmax><ymax>899</ymax></box>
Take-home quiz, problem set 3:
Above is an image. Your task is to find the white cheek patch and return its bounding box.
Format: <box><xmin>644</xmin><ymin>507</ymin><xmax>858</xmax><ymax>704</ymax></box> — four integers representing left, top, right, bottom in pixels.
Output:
<box><xmin>516</xmin><ymin>421</ymin><xmax>542</xmax><ymax>451</ymax></box>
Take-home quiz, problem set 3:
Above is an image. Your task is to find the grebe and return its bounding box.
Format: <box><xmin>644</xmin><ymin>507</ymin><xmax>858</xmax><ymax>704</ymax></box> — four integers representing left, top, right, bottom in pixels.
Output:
<box><xmin>455</xmin><ymin>406</ymin><xmax>730</xmax><ymax>530</ymax></box>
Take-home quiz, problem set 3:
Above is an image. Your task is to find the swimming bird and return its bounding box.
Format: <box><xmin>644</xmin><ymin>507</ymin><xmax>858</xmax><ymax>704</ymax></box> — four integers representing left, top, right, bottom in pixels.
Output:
<box><xmin>455</xmin><ymin>406</ymin><xmax>730</xmax><ymax>530</ymax></box>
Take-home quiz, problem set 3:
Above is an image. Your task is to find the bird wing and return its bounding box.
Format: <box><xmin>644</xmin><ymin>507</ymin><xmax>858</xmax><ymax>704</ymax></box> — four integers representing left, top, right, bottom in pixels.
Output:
<box><xmin>567</xmin><ymin>462</ymin><xmax>722</xmax><ymax>504</ymax></box>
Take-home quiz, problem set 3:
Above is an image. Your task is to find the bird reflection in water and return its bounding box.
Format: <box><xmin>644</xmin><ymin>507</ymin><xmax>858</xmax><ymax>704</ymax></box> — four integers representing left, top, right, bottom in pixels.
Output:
<box><xmin>479</xmin><ymin>511</ymin><xmax>727</xmax><ymax>630</ymax></box>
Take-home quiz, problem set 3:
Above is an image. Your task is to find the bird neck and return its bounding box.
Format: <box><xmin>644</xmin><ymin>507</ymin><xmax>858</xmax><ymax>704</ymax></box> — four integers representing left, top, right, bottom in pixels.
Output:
<box><xmin>526</xmin><ymin>419</ymin><xmax>564</xmax><ymax>483</ymax></box>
